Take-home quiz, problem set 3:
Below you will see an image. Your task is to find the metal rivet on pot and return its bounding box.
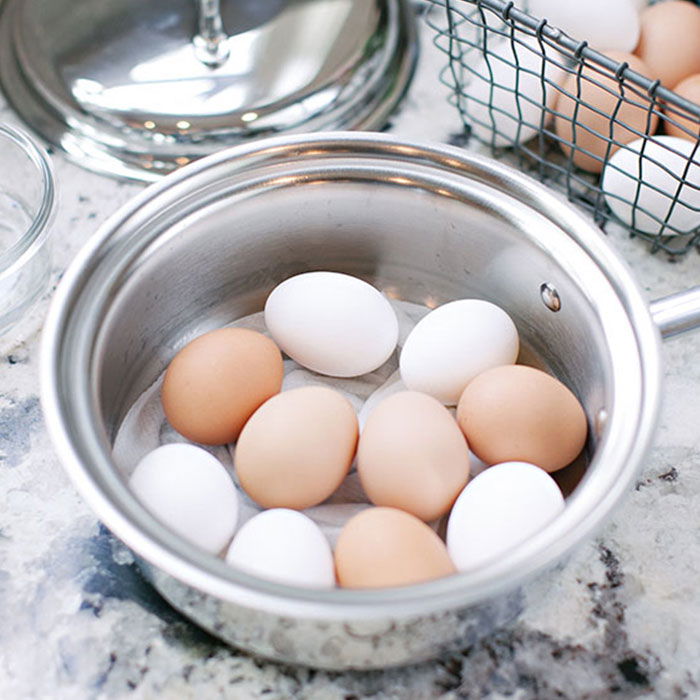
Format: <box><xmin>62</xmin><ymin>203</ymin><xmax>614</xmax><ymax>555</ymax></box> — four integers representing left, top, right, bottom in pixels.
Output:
<box><xmin>540</xmin><ymin>283</ymin><xmax>561</xmax><ymax>312</ymax></box>
<box><xmin>595</xmin><ymin>408</ymin><xmax>608</xmax><ymax>437</ymax></box>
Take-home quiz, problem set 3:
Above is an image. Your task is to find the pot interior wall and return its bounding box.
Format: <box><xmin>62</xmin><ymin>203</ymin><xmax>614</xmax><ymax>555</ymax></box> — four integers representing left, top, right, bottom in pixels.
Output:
<box><xmin>94</xmin><ymin>172</ymin><xmax>613</xmax><ymax>496</ymax></box>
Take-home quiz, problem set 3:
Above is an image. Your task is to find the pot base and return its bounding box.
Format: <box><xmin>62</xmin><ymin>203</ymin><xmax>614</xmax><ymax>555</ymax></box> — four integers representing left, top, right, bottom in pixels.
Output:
<box><xmin>141</xmin><ymin>556</ymin><xmax>525</xmax><ymax>669</ymax></box>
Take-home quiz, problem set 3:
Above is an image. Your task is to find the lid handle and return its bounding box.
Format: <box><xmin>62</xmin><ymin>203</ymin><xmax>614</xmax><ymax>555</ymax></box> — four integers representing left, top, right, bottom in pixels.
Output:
<box><xmin>193</xmin><ymin>0</ymin><xmax>230</xmax><ymax>68</ymax></box>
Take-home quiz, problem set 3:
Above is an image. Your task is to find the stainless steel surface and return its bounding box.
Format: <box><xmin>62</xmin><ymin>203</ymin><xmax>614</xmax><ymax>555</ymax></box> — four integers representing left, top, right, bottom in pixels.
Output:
<box><xmin>0</xmin><ymin>125</ymin><xmax>54</xmax><ymax>336</ymax></box>
<box><xmin>0</xmin><ymin>0</ymin><xmax>417</xmax><ymax>182</ymax></box>
<box><xmin>650</xmin><ymin>287</ymin><xmax>700</xmax><ymax>339</ymax></box>
<box><xmin>42</xmin><ymin>132</ymin><xmax>667</xmax><ymax>669</ymax></box>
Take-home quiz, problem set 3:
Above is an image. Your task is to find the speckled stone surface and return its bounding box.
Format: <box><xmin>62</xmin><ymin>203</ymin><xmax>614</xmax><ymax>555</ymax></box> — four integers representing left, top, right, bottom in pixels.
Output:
<box><xmin>2</xmin><ymin>8</ymin><xmax>700</xmax><ymax>699</ymax></box>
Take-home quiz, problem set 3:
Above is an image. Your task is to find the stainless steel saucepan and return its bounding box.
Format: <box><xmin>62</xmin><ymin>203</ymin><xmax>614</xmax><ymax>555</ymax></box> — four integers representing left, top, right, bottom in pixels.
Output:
<box><xmin>41</xmin><ymin>133</ymin><xmax>700</xmax><ymax>670</ymax></box>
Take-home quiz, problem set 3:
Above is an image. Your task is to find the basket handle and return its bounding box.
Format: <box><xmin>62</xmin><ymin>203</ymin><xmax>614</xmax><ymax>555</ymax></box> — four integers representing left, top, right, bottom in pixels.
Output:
<box><xmin>650</xmin><ymin>287</ymin><xmax>700</xmax><ymax>339</ymax></box>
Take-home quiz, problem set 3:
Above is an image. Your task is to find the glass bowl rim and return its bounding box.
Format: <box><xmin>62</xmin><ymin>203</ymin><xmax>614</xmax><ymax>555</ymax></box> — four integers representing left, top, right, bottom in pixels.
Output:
<box><xmin>0</xmin><ymin>123</ymin><xmax>55</xmax><ymax>276</ymax></box>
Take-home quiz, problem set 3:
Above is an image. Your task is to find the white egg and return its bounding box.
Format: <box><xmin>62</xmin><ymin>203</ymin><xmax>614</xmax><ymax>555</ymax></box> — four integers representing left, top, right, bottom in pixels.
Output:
<box><xmin>527</xmin><ymin>0</ymin><xmax>640</xmax><ymax>52</ymax></box>
<box><xmin>602</xmin><ymin>136</ymin><xmax>700</xmax><ymax>234</ymax></box>
<box><xmin>129</xmin><ymin>444</ymin><xmax>239</xmax><ymax>554</ymax></box>
<box><xmin>399</xmin><ymin>299</ymin><xmax>519</xmax><ymax>405</ymax></box>
<box><xmin>447</xmin><ymin>462</ymin><xmax>564</xmax><ymax>572</ymax></box>
<box><xmin>225</xmin><ymin>509</ymin><xmax>335</xmax><ymax>588</ymax></box>
<box><xmin>264</xmin><ymin>272</ymin><xmax>399</xmax><ymax>377</ymax></box>
<box><xmin>465</xmin><ymin>37</ymin><xmax>566</xmax><ymax>147</ymax></box>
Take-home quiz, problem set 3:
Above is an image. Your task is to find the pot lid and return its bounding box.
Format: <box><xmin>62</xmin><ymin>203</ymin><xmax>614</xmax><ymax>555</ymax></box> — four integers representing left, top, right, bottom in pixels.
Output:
<box><xmin>0</xmin><ymin>0</ymin><xmax>417</xmax><ymax>181</ymax></box>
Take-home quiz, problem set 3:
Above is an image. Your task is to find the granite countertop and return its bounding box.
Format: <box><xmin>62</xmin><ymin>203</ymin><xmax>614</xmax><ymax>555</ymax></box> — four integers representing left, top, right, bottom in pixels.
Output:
<box><xmin>2</xmin><ymin>8</ymin><xmax>700</xmax><ymax>699</ymax></box>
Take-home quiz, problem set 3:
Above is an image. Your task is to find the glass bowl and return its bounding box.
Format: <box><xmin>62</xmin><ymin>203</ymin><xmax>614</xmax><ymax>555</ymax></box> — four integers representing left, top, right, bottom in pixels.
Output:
<box><xmin>0</xmin><ymin>124</ymin><xmax>55</xmax><ymax>336</ymax></box>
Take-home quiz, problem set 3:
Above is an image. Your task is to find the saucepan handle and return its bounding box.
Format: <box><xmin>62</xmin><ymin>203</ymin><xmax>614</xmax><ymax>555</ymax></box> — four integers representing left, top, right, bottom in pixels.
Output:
<box><xmin>650</xmin><ymin>286</ymin><xmax>700</xmax><ymax>339</ymax></box>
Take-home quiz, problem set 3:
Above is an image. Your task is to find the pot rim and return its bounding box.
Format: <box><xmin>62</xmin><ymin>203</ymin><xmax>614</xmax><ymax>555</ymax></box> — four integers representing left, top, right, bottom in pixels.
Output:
<box><xmin>41</xmin><ymin>132</ymin><xmax>662</xmax><ymax>620</ymax></box>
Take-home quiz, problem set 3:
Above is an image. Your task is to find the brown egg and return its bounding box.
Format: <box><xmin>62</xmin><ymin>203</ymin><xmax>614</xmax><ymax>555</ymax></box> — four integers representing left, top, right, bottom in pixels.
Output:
<box><xmin>554</xmin><ymin>51</ymin><xmax>658</xmax><ymax>173</ymax></box>
<box><xmin>236</xmin><ymin>386</ymin><xmax>358</xmax><ymax>509</ymax></box>
<box><xmin>456</xmin><ymin>365</ymin><xmax>587</xmax><ymax>473</ymax></box>
<box><xmin>335</xmin><ymin>507</ymin><xmax>456</xmax><ymax>589</ymax></box>
<box><xmin>664</xmin><ymin>74</ymin><xmax>700</xmax><ymax>140</ymax></box>
<box><xmin>162</xmin><ymin>328</ymin><xmax>283</xmax><ymax>445</ymax></box>
<box><xmin>636</xmin><ymin>1</ymin><xmax>700</xmax><ymax>90</ymax></box>
<box><xmin>357</xmin><ymin>391</ymin><xmax>470</xmax><ymax>522</ymax></box>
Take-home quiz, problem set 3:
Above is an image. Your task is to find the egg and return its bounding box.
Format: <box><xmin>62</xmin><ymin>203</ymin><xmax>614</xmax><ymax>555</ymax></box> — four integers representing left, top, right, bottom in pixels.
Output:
<box><xmin>554</xmin><ymin>51</ymin><xmax>658</xmax><ymax>173</ymax></box>
<box><xmin>399</xmin><ymin>299</ymin><xmax>519</xmax><ymax>405</ymax></box>
<box><xmin>465</xmin><ymin>38</ymin><xmax>565</xmax><ymax>147</ymax></box>
<box><xmin>161</xmin><ymin>327</ymin><xmax>283</xmax><ymax>445</ymax></box>
<box><xmin>602</xmin><ymin>135</ymin><xmax>700</xmax><ymax>234</ymax></box>
<box><xmin>636</xmin><ymin>1</ymin><xmax>700</xmax><ymax>89</ymax></box>
<box><xmin>264</xmin><ymin>272</ymin><xmax>399</xmax><ymax>377</ymax></box>
<box><xmin>235</xmin><ymin>386</ymin><xmax>358</xmax><ymax>509</ymax></box>
<box><xmin>446</xmin><ymin>462</ymin><xmax>565</xmax><ymax>572</ymax></box>
<box><xmin>457</xmin><ymin>365</ymin><xmax>587</xmax><ymax>473</ymax></box>
<box><xmin>334</xmin><ymin>507</ymin><xmax>456</xmax><ymax>589</ymax></box>
<box><xmin>226</xmin><ymin>509</ymin><xmax>335</xmax><ymax>588</ymax></box>
<box><xmin>664</xmin><ymin>73</ymin><xmax>700</xmax><ymax>140</ymax></box>
<box><xmin>358</xmin><ymin>391</ymin><xmax>470</xmax><ymax>521</ymax></box>
<box><xmin>528</xmin><ymin>0</ymin><xmax>640</xmax><ymax>52</ymax></box>
<box><xmin>129</xmin><ymin>444</ymin><xmax>239</xmax><ymax>554</ymax></box>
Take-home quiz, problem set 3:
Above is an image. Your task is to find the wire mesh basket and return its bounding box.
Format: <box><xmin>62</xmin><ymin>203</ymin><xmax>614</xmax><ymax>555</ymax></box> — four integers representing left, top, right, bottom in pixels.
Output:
<box><xmin>426</xmin><ymin>0</ymin><xmax>700</xmax><ymax>256</ymax></box>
